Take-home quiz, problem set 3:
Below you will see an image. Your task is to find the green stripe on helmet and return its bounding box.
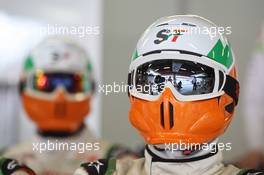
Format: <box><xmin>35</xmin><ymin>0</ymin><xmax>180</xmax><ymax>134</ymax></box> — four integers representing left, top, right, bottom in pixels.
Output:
<box><xmin>23</xmin><ymin>56</ymin><xmax>35</xmax><ymax>71</ymax></box>
<box><xmin>207</xmin><ymin>39</ymin><xmax>233</xmax><ymax>68</ymax></box>
<box><xmin>132</xmin><ymin>49</ymin><xmax>139</xmax><ymax>60</ymax></box>
<box><xmin>87</xmin><ymin>62</ymin><xmax>93</xmax><ymax>72</ymax></box>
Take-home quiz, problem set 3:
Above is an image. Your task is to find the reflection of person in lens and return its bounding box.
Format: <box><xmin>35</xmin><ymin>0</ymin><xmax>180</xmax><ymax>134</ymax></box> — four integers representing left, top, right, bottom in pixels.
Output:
<box><xmin>168</xmin><ymin>76</ymin><xmax>173</xmax><ymax>83</ymax></box>
<box><xmin>154</xmin><ymin>75</ymin><xmax>165</xmax><ymax>93</ymax></box>
<box><xmin>177</xmin><ymin>81</ymin><xmax>182</xmax><ymax>90</ymax></box>
<box><xmin>192</xmin><ymin>76</ymin><xmax>197</xmax><ymax>91</ymax></box>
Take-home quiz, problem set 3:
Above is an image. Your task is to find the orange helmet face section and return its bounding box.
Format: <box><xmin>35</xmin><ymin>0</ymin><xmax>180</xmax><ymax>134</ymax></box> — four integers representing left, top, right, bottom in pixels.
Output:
<box><xmin>22</xmin><ymin>91</ymin><xmax>91</xmax><ymax>133</ymax></box>
<box><xmin>129</xmin><ymin>68</ymin><xmax>238</xmax><ymax>145</ymax></box>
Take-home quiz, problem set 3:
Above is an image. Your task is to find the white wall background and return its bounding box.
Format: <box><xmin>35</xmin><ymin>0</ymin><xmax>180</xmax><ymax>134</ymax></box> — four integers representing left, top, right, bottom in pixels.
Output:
<box><xmin>0</xmin><ymin>0</ymin><xmax>103</xmax><ymax>149</ymax></box>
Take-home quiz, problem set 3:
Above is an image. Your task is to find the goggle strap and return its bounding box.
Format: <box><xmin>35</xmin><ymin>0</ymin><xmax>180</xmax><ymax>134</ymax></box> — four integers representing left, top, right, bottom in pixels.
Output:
<box><xmin>127</xmin><ymin>73</ymin><xmax>132</xmax><ymax>97</ymax></box>
<box><xmin>223</xmin><ymin>75</ymin><xmax>239</xmax><ymax>105</ymax></box>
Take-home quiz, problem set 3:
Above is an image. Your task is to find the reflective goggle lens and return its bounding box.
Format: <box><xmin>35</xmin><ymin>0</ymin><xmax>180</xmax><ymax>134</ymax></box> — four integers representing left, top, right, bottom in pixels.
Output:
<box><xmin>32</xmin><ymin>72</ymin><xmax>88</xmax><ymax>93</ymax></box>
<box><xmin>135</xmin><ymin>59</ymin><xmax>215</xmax><ymax>96</ymax></box>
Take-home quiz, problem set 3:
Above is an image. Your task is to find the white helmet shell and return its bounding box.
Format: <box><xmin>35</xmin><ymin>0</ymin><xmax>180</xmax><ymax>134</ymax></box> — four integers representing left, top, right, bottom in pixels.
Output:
<box><xmin>23</xmin><ymin>36</ymin><xmax>92</xmax><ymax>74</ymax></box>
<box><xmin>132</xmin><ymin>15</ymin><xmax>234</xmax><ymax>70</ymax></box>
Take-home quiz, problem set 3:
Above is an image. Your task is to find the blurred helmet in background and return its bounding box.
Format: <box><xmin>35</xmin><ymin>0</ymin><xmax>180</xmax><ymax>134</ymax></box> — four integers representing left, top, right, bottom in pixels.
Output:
<box><xmin>20</xmin><ymin>36</ymin><xmax>95</xmax><ymax>134</ymax></box>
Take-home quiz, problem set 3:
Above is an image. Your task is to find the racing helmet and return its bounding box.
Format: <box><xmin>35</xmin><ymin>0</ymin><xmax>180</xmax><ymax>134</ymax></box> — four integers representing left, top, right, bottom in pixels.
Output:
<box><xmin>128</xmin><ymin>15</ymin><xmax>239</xmax><ymax>144</ymax></box>
<box><xmin>20</xmin><ymin>36</ymin><xmax>95</xmax><ymax>133</ymax></box>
